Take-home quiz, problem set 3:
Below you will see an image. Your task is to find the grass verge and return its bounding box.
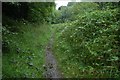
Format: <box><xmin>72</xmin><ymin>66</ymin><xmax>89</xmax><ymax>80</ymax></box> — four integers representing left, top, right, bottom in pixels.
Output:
<box><xmin>2</xmin><ymin>22</ymin><xmax>52</xmax><ymax>78</ymax></box>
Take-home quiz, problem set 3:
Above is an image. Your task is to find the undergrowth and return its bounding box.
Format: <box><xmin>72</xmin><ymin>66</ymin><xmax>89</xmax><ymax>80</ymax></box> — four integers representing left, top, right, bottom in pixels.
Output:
<box><xmin>2</xmin><ymin>20</ymin><xmax>52</xmax><ymax>78</ymax></box>
<box><xmin>53</xmin><ymin>8</ymin><xmax>120</xmax><ymax>78</ymax></box>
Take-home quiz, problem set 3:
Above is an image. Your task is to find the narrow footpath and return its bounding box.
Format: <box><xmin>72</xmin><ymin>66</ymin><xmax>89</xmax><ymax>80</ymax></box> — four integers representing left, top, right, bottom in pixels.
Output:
<box><xmin>43</xmin><ymin>32</ymin><xmax>62</xmax><ymax>79</ymax></box>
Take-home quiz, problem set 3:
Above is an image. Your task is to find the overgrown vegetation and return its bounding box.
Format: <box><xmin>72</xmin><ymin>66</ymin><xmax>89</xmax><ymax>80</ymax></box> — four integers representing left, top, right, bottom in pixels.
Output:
<box><xmin>2</xmin><ymin>2</ymin><xmax>55</xmax><ymax>24</ymax></box>
<box><xmin>3</xmin><ymin>23</ymin><xmax>52</xmax><ymax>78</ymax></box>
<box><xmin>2</xmin><ymin>2</ymin><xmax>55</xmax><ymax>78</ymax></box>
<box><xmin>53</xmin><ymin>2</ymin><xmax>120</xmax><ymax>78</ymax></box>
<box><xmin>2</xmin><ymin>2</ymin><xmax>120</xmax><ymax>78</ymax></box>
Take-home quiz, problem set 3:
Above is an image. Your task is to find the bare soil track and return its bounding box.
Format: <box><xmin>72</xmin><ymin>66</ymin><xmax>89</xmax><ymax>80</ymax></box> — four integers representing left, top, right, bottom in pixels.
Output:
<box><xmin>43</xmin><ymin>32</ymin><xmax>62</xmax><ymax>79</ymax></box>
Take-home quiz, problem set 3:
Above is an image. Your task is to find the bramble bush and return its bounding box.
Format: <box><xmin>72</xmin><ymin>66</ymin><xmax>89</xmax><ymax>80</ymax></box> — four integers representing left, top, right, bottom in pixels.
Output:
<box><xmin>55</xmin><ymin>7</ymin><xmax>120</xmax><ymax>77</ymax></box>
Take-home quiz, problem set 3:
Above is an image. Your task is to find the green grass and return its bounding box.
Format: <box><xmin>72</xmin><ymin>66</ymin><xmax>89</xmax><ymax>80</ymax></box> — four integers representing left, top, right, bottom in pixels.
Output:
<box><xmin>2</xmin><ymin>22</ymin><xmax>52</xmax><ymax>78</ymax></box>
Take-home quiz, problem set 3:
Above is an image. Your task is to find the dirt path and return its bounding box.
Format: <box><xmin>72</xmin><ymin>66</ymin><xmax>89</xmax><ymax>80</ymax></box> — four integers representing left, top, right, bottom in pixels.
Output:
<box><xmin>43</xmin><ymin>32</ymin><xmax>62</xmax><ymax>79</ymax></box>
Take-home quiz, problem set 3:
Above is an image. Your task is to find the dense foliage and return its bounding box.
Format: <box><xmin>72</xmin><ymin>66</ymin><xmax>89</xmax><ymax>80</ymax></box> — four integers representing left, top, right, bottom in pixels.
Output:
<box><xmin>2</xmin><ymin>2</ymin><xmax>55</xmax><ymax>54</ymax></box>
<box><xmin>2</xmin><ymin>2</ymin><xmax>55</xmax><ymax>78</ymax></box>
<box><xmin>53</xmin><ymin>3</ymin><xmax>98</xmax><ymax>23</ymax></box>
<box><xmin>2</xmin><ymin>2</ymin><xmax>120</xmax><ymax>78</ymax></box>
<box><xmin>2</xmin><ymin>2</ymin><xmax>55</xmax><ymax>25</ymax></box>
<box><xmin>53</xmin><ymin>2</ymin><xmax>120</xmax><ymax>78</ymax></box>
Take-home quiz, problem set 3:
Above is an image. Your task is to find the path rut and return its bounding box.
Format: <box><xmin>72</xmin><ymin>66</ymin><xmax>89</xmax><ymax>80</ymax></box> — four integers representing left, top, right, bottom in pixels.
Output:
<box><xmin>43</xmin><ymin>32</ymin><xmax>62</xmax><ymax>79</ymax></box>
